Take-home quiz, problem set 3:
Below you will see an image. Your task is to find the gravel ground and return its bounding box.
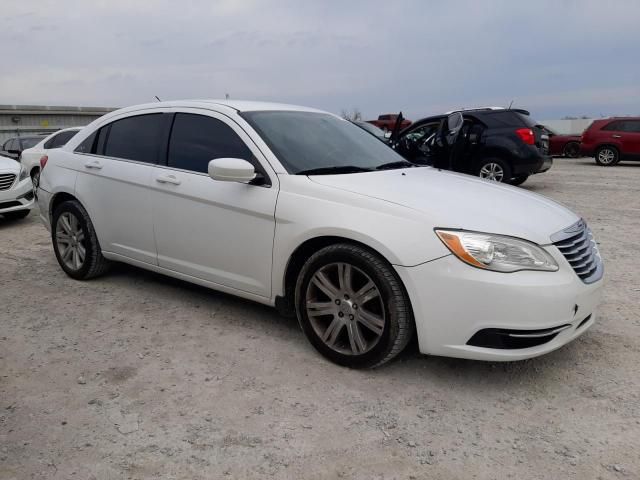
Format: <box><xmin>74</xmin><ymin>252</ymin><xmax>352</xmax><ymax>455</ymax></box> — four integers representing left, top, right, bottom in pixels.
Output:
<box><xmin>1</xmin><ymin>158</ymin><xmax>639</xmax><ymax>480</ymax></box>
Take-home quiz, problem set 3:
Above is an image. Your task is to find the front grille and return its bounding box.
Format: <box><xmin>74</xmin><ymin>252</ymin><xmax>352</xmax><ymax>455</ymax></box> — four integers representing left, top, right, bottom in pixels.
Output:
<box><xmin>0</xmin><ymin>173</ymin><xmax>16</xmax><ymax>191</ymax></box>
<box><xmin>551</xmin><ymin>220</ymin><xmax>603</xmax><ymax>284</ymax></box>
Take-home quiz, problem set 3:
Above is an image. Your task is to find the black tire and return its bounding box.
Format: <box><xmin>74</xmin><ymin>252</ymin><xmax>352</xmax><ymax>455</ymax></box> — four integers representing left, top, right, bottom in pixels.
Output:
<box><xmin>295</xmin><ymin>243</ymin><xmax>414</xmax><ymax>369</ymax></box>
<box><xmin>52</xmin><ymin>200</ymin><xmax>110</xmax><ymax>280</ymax></box>
<box><xmin>563</xmin><ymin>142</ymin><xmax>580</xmax><ymax>158</ymax></box>
<box><xmin>3</xmin><ymin>210</ymin><xmax>30</xmax><ymax>220</ymax></box>
<box><xmin>595</xmin><ymin>146</ymin><xmax>619</xmax><ymax>166</ymax></box>
<box><xmin>510</xmin><ymin>174</ymin><xmax>529</xmax><ymax>186</ymax></box>
<box><xmin>30</xmin><ymin>168</ymin><xmax>40</xmax><ymax>190</ymax></box>
<box><xmin>475</xmin><ymin>157</ymin><xmax>512</xmax><ymax>183</ymax></box>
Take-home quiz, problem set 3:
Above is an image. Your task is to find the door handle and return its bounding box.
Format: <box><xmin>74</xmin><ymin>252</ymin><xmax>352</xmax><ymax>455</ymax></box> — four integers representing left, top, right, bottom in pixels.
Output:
<box><xmin>156</xmin><ymin>174</ymin><xmax>181</xmax><ymax>185</ymax></box>
<box><xmin>612</xmin><ymin>135</ymin><xmax>622</xmax><ymax>138</ymax></box>
<box><xmin>84</xmin><ymin>160</ymin><xmax>103</xmax><ymax>170</ymax></box>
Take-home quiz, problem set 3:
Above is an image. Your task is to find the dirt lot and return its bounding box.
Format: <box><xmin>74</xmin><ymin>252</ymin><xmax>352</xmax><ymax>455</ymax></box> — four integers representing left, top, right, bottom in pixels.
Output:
<box><xmin>1</xmin><ymin>158</ymin><xmax>639</xmax><ymax>479</ymax></box>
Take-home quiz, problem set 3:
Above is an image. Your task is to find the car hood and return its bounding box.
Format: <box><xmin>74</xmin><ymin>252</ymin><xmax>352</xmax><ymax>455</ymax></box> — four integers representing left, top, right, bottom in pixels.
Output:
<box><xmin>0</xmin><ymin>155</ymin><xmax>20</xmax><ymax>174</ymax></box>
<box><xmin>308</xmin><ymin>167</ymin><xmax>579</xmax><ymax>245</ymax></box>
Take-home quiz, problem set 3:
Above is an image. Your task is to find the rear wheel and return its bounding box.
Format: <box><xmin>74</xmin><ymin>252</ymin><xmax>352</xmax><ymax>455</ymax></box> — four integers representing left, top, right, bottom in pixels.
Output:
<box><xmin>52</xmin><ymin>200</ymin><xmax>110</xmax><ymax>280</ymax></box>
<box><xmin>476</xmin><ymin>158</ymin><xmax>512</xmax><ymax>183</ymax></box>
<box><xmin>3</xmin><ymin>210</ymin><xmax>30</xmax><ymax>220</ymax></box>
<box><xmin>563</xmin><ymin>142</ymin><xmax>580</xmax><ymax>158</ymax></box>
<box><xmin>295</xmin><ymin>243</ymin><xmax>414</xmax><ymax>368</ymax></box>
<box><xmin>595</xmin><ymin>146</ymin><xmax>619</xmax><ymax>166</ymax></box>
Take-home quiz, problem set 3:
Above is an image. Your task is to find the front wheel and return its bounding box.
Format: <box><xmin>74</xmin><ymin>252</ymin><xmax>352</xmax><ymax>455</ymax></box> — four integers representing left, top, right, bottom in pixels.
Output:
<box><xmin>476</xmin><ymin>158</ymin><xmax>512</xmax><ymax>183</ymax></box>
<box><xmin>52</xmin><ymin>200</ymin><xmax>110</xmax><ymax>280</ymax></box>
<box><xmin>295</xmin><ymin>244</ymin><xmax>414</xmax><ymax>368</ymax></box>
<box><xmin>595</xmin><ymin>146</ymin><xmax>619</xmax><ymax>166</ymax></box>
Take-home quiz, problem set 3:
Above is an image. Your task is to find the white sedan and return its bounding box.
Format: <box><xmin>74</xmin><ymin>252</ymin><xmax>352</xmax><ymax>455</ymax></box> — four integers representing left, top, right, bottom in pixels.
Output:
<box><xmin>20</xmin><ymin>127</ymin><xmax>82</xmax><ymax>188</ymax></box>
<box><xmin>0</xmin><ymin>155</ymin><xmax>34</xmax><ymax>220</ymax></box>
<box><xmin>36</xmin><ymin>100</ymin><xmax>604</xmax><ymax>368</ymax></box>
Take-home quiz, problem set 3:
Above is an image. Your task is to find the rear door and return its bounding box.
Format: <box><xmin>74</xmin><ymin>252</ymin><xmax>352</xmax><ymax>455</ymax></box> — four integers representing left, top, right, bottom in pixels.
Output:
<box><xmin>74</xmin><ymin>112</ymin><xmax>170</xmax><ymax>264</ymax></box>
<box><xmin>620</xmin><ymin>120</ymin><xmax>640</xmax><ymax>158</ymax></box>
<box><xmin>151</xmin><ymin>110</ymin><xmax>278</xmax><ymax>298</ymax></box>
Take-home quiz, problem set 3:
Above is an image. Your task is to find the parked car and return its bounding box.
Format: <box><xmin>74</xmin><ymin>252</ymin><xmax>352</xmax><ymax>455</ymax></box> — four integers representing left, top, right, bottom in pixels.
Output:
<box><xmin>367</xmin><ymin>113</ymin><xmax>411</xmax><ymax>132</ymax></box>
<box><xmin>21</xmin><ymin>128</ymin><xmax>82</xmax><ymax>188</ymax></box>
<box><xmin>37</xmin><ymin>100</ymin><xmax>603</xmax><ymax>368</ymax></box>
<box><xmin>0</xmin><ymin>135</ymin><xmax>47</xmax><ymax>161</ymax></box>
<box><xmin>541</xmin><ymin>126</ymin><xmax>582</xmax><ymax>158</ymax></box>
<box><xmin>353</xmin><ymin>120</ymin><xmax>389</xmax><ymax>143</ymax></box>
<box><xmin>392</xmin><ymin>108</ymin><xmax>552</xmax><ymax>186</ymax></box>
<box><xmin>580</xmin><ymin>117</ymin><xmax>640</xmax><ymax>166</ymax></box>
<box><xmin>0</xmin><ymin>154</ymin><xmax>34</xmax><ymax>220</ymax></box>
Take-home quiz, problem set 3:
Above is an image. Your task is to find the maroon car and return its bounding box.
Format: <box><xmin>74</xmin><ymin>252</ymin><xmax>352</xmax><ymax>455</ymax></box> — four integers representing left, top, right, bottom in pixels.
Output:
<box><xmin>581</xmin><ymin>117</ymin><xmax>640</xmax><ymax>166</ymax></box>
<box><xmin>541</xmin><ymin>126</ymin><xmax>582</xmax><ymax>158</ymax></box>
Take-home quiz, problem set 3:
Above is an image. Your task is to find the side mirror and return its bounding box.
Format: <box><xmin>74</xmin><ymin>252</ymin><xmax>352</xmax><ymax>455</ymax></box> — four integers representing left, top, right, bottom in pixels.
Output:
<box><xmin>208</xmin><ymin>158</ymin><xmax>257</xmax><ymax>183</ymax></box>
<box><xmin>446</xmin><ymin>112</ymin><xmax>464</xmax><ymax>135</ymax></box>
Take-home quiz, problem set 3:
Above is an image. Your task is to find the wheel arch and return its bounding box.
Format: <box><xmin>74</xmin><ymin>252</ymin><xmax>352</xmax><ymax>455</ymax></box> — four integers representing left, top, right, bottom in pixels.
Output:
<box><xmin>275</xmin><ymin>235</ymin><xmax>411</xmax><ymax>318</ymax></box>
<box><xmin>49</xmin><ymin>191</ymin><xmax>81</xmax><ymax>223</ymax></box>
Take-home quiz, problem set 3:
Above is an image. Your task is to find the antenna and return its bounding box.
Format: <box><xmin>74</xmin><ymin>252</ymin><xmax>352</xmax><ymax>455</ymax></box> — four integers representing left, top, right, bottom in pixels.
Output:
<box><xmin>508</xmin><ymin>100</ymin><xmax>514</xmax><ymax>110</ymax></box>
<box><xmin>154</xmin><ymin>96</ymin><xmax>162</xmax><ymax>102</ymax></box>
<box><xmin>225</xmin><ymin>93</ymin><xmax>230</xmax><ymax>99</ymax></box>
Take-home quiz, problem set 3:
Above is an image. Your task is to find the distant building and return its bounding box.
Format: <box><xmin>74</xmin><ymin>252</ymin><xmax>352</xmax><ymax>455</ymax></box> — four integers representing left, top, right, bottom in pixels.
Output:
<box><xmin>539</xmin><ymin>118</ymin><xmax>594</xmax><ymax>135</ymax></box>
<box><xmin>0</xmin><ymin>104</ymin><xmax>117</xmax><ymax>144</ymax></box>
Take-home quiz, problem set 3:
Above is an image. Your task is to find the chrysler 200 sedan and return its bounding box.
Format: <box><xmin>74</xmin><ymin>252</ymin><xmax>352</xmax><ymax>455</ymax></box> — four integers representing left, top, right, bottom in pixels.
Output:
<box><xmin>37</xmin><ymin>100</ymin><xmax>604</xmax><ymax>368</ymax></box>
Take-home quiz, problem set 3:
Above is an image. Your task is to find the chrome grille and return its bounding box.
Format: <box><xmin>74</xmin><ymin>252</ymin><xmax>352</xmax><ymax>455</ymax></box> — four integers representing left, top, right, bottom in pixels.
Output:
<box><xmin>0</xmin><ymin>173</ymin><xmax>16</xmax><ymax>191</ymax></box>
<box><xmin>551</xmin><ymin>219</ymin><xmax>603</xmax><ymax>284</ymax></box>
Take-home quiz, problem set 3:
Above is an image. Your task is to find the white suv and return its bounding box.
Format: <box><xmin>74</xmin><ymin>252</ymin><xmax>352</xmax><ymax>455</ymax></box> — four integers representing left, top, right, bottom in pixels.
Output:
<box><xmin>37</xmin><ymin>100</ymin><xmax>604</xmax><ymax>368</ymax></box>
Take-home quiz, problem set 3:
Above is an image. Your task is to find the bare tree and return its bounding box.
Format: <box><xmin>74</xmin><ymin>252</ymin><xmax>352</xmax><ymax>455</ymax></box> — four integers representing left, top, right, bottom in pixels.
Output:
<box><xmin>340</xmin><ymin>107</ymin><xmax>363</xmax><ymax>122</ymax></box>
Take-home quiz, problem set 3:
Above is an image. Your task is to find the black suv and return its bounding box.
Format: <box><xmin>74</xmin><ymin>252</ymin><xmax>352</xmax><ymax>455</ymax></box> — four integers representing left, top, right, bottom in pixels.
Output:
<box><xmin>391</xmin><ymin>108</ymin><xmax>552</xmax><ymax>186</ymax></box>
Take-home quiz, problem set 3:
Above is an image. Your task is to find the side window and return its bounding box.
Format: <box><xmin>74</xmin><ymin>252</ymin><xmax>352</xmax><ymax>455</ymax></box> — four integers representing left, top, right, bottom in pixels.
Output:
<box><xmin>6</xmin><ymin>139</ymin><xmax>17</xmax><ymax>151</ymax></box>
<box><xmin>167</xmin><ymin>113</ymin><xmax>254</xmax><ymax>174</ymax></box>
<box><xmin>75</xmin><ymin>131</ymin><xmax>97</xmax><ymax>153</ymax></box>
<box><xmin>103</xmin><ymin>114</ymin><xmax>165</xmax><ymax>163</ymax></box>
<box><xmin>602</xmin><ymin>121</ymin><xmax>624</xmax><ymax>131</ymax></box>
<box><xmin>44</xmin><ymin>130</ymin><xmax>78</xmax><ymax>149</ymax></box>
<box><xmin>627</xmin><ymin>121</ymin><xmax>640</xmax><ymax>133</ymax></box>
<box><xmin>2</xmin><ymin>139</ymin><xmax>14</xmax><ymax>151</ymax></box>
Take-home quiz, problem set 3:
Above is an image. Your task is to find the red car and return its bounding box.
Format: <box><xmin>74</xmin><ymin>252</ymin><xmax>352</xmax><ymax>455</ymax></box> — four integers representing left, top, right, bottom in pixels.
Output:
<box><xmin>367</xmin><ymin>113</ymin><xmax>412</xmax><ymax>132</ymax></box>
<box><xmin>581</xmin><ymin>117</ymin><xmax>640</xmax><ymax>166</ymax></box>
<box><xmin>541</xmin><ymin>126</ymin><xmax>582</xmax><ymax>158</ymax></box>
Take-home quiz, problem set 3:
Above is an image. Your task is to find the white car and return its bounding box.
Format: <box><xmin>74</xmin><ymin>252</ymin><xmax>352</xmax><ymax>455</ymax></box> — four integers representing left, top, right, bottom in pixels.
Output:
<box><xmin>0</xmin><ymin>155</ymin><xmax>34</xmax><ymax>220</ymax></box>
<box><xmin>20</xmin><ymin>127</ymin><xmax>82</xmax><ymax>188</ymax></box>
<box><xmin>37</xmin><ymin>100</ymin><xmax>604</xmax><ymax>368</ymax></box>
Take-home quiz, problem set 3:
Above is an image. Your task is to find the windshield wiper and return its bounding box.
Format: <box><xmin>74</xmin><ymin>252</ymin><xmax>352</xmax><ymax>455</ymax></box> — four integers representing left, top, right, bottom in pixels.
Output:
<box><xmin>296</xmin><ymin>166</ymin><xmax>373</xmax><ymax>175</ymax></box>
<box><xmin>375</xmin><ymin>160</ymin><xmax>418</xmax><ymax>171</ymax></box>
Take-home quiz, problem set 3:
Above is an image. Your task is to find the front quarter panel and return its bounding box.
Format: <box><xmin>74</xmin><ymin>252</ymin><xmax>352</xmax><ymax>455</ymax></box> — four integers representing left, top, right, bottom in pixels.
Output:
<box><xmin>271</xmin><ymin>175</ymin><xmax>449</xmax><ymax>298</ymax></box>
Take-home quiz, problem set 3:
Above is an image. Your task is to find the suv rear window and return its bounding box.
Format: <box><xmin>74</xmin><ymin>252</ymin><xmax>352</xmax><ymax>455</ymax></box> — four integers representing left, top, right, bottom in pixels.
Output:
<box><xmin>479</xmin><ymin>111</ymin><xmax>536</xmax><ymax>128</ymax></box>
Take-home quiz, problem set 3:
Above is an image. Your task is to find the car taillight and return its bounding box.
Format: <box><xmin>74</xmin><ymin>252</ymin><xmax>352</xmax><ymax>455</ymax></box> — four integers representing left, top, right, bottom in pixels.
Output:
<box><xmin>40</xmin><ymin>155</ymin><xmax>48</xmax><ymax>170</ymax></box>
<box><xmin>515</xmin><ymin>128</ymin><xmax>535</xmax><ymax>145</ymax></box>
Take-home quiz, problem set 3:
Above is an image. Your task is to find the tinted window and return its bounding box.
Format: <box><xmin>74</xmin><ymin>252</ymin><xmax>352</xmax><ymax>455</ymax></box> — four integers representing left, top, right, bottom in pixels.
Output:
<box><xmin>104</xmin><ymin>114</ymin><xmax>165</xmax><ymax>163</ymax></box>
<box><xmin>602</xmin><ymin>121</ymin><xmax>625</xmax><ymax>131</ymax></box>
<box><xmin>167</xmin><ymin>113</ymin><xmax>254</xmax><ymax>173</ymax></box>
<box><xmin>44</xmin><ymin>130</ymin><xmax>79</xmax><ymax>149</ymax></box>
<box><xmin>241</xmin><ymin>111</ymin><xmax>406</xmax><ymax>174</ymax></box>
<box><xmin>75</xmin><ymin>131</ymin><xmax>97</xmax><ymax>153</ymax></box>
<box><xmin>21</xmin><ymin>137</ymin><xmax>42</xmax><ymax>149</ymax></box>
<box><xmin>3</xmin><ymin>139</ymin><xmax>16</xmax><ymax>151</ymax></box>
<box><xmin>627</xmin><ymin>121</ymin><xmax>640</xmax><ymax>133</ymax></box>
<box><xmin>481</xmin><ymin>111</ymin><xmax>536</xmax><ymax>128</ymax></box>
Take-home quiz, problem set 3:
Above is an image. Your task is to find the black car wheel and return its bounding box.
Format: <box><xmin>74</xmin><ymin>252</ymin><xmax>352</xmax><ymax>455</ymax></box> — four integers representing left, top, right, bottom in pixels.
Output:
<box><xmin>510</xmin><ymin>174</ymin><xmax>529</xmax><ymax>186</ymax></box>
<box><xmin>52</xmin><ymin>200</ymin><xmax>110</xmax><ymax>280</ymax></box>
<box><xmin>295</xmin><ymin>243</ymin><xmax>414</xmax><ymax>369</ymax></box>
<box><xmin>595</xmin><ymin>146</ymin><xmax>619</xmax><ymax>166</ymax></box>
<box><xmin>476</xmin><ymin>158</ymin><xmax>512</xmax><ymax>183</ymax></box>
<box><xmin>563</xmin><ymin>142</ymin><xmax>580</xmax><ymax>158</ymax></box>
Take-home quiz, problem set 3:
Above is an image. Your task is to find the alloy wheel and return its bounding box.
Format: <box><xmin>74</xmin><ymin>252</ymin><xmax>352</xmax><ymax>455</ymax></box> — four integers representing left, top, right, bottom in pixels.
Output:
<box><xmin>305</xmin><ymin>262</ymin><xmax>386</xmax><ymax>355</ymax></box>
<box><xmin>479</xmin><ymin>162</ymin><xmax>505</xmax><ymax>182</ymax></box>
<box><xmin>597</xmin><ymin>148</ymin><xmax>616</xmax><ymax>165</ymax></box>
<box><xmin>55</xmin><ymin>212</ymin><xmax>86</xmax><ymax>270</ymax></box>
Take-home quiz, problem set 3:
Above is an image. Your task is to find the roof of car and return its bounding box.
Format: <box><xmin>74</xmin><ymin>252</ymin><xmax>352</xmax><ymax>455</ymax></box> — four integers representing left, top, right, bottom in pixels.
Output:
<box><xmin>111</xmin><ymin>99</ymin><xmax>328</xmax><ymax>115</ymax></box>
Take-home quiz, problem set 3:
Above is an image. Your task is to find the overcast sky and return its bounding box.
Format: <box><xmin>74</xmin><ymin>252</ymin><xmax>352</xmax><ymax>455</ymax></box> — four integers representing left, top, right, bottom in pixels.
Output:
<box><xmin>2</xmin><ymin>0</ymin><xmax>639</xmax><ymax>120</ymax></box>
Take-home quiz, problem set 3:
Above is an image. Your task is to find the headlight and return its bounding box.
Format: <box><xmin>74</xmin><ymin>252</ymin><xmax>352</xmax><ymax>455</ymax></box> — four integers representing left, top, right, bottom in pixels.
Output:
<box><xmin>435</xmin><ymin>229</ymin><xmax>559</xmax><ymax>272</ymax></box>
<box><xmin>18</xmin><ymin>165</ymin><xmax>28</xmax><ymax>181</ymax></box>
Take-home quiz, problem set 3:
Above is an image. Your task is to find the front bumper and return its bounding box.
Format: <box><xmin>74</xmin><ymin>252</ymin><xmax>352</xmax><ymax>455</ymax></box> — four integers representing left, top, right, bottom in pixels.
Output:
<box><xmin>0</xmin><ymin>177</ymin><xmax>35</xmax><ymax>214</ymax></box>
<box><xmin>395</xmin><ymin>248</ymin><xmax>603</xmax><ymax>361</ymax></box>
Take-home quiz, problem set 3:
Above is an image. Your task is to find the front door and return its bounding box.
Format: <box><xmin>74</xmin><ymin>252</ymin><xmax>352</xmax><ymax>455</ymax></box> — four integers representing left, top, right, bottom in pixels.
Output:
<box><xmin>151</xmin><ymin>110</ymin><xmax>278</xmax><ymax>298</ymax></box>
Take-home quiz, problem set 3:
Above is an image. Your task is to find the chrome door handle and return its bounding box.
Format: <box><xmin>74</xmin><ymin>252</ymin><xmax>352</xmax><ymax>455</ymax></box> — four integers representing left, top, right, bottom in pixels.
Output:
<box><xmin>84</xmin><ymin>160</ymin><xmax>103</xmax><ymax>170</ymax></box>
<box><xmin>156</xmin><ymin>175</ymin><xmax>181</xmax><ymax>185</ymax></box>
<box><xmin>612</xmin><ymin>135</ymin><xmax>622</xmax><ymax>138</ymax></box>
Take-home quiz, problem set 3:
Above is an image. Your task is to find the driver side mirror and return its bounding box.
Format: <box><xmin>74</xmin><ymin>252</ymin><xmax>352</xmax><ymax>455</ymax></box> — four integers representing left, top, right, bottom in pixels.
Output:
<box><xmin>446</xmin><ymin>112</ymin><xmax>464</xmax><ymax>136</ymax></box>
<box><xmin>208</xmin><ymin>158</ymin><xmax>257</xmax><ymax>183</ymax></box>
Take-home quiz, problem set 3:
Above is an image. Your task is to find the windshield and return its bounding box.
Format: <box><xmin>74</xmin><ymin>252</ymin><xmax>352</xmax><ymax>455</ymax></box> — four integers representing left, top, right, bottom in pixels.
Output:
<box><xmin>241</xmin><ymin>111</ymin><xmax>408</xmax><ymax>174</ymax></box>
<box><xmin>354</xmin><ymin>121</ymin><xmax>386</xmax><ymax>138</ymax></box>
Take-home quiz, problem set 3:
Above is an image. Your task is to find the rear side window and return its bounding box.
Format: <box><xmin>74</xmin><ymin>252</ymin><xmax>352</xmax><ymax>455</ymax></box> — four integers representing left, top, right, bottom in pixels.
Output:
<box><xmin>167</xmin><ymin>113</ymin><xmax>254</xmax><ymax>173</ymax></box>
<box><xmin>602</xmin><ymin>121</ymin><xmax>625</xmax><ymax>132</ymax></box>
<box><xmin>627</xmin><ymin>121</ymin><xmax>640</xmax><ymax>133</ymax></box>
<box><xmin>104</xmin><ymin>114</ymin><xmax>165</xmax><ymax>163</ymax></box>
<box><xmin>21</xmin><ymin>137</ymin><xmax>42</xmax><ymax>149</ymax></box>
<box><xmin>44</xmin><ymin>130</ymin><xmax>78</xmax><ymax>149</ymax></box>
